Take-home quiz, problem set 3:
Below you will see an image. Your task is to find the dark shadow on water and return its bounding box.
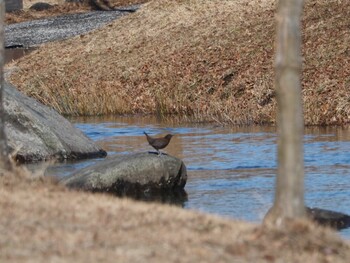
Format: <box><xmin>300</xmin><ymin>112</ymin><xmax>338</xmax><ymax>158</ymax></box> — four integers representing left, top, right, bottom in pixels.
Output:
<box><xmin>93</xmin><ymin>188</ymin><xmax>188</xmax><ymax>207</ymax></box>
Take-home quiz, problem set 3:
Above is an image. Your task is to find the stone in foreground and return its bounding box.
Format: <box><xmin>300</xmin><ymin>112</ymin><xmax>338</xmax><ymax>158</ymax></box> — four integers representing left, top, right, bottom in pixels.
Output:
<box><xmin>4</xmin><ymin>82</ymin><xmax>107</xmax><ymax>163</ymax></box>
<box><xmin>61</xmin><ymin>152</ymin><xmax>187</xmax><ymax>199</ymax></box>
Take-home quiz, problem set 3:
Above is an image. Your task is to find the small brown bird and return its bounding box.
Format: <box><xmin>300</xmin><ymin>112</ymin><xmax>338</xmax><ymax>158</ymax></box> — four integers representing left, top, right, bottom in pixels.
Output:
<box><xmin>144</xmin><ymin>131</ymin><xmax>174</xmax><ymax>155</ymax></box>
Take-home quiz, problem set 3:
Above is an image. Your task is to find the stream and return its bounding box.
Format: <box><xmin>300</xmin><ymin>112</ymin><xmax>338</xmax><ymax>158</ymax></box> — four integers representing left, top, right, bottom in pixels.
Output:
<box><xmin>28</xmin><ymin>115</ymin><xmax>350</xmax><ymax>238</ymax></box>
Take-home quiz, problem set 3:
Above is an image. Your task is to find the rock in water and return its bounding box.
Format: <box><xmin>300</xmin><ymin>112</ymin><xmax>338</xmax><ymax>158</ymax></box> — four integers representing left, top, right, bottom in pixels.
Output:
<box><xmin>3</xmin><ymin>82</ymin><xmax>107</xmax><ymax>163</ymax></box>
<box><xmin>306</xmin><ymin>207</ymin><xmax>350</xmax><ymax>230</ymax></box>
<box><xmin>61</xmin><ymin>152</ymin><xmax>187</xmax><ymax>198</ymax></box>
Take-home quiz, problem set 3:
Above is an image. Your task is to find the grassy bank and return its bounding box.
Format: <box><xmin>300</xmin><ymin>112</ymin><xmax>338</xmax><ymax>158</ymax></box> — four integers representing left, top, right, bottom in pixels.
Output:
<box><xmin>7</xmin><ymin>0</ymin><xmax>350</xmax><ymax>125</ymax></box>
<box><xmin>1</xmin><ymin>170</ymin><xmax>350</xmax><ymax>262</ymax></box>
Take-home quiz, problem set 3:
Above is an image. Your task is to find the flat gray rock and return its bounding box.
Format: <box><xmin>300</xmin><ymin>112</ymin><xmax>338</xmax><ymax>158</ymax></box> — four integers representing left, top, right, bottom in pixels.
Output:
<box><xmin>5</xmin><ymin>5</ymin><xmax>140</xmax><ymax>48</ymax></box>
<box><xmin>61</xmin><ymin>152</ymin><xmax>187</xmax><ymax>198</ymax></box>
<box><xmin>4</xmin><ymin>82</ymin><xmax>107</xmax><ymax>162</ymax></box>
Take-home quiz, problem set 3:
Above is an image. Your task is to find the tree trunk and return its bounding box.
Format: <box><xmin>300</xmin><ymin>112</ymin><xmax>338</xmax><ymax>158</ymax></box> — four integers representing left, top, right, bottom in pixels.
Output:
<box><xmin>0</xmin><ymin>0</ymin><xmax>12</xmax><ymax>172</ymax></box>
<box><xmin>264</xmin><ymin>0</ymin><xmax>305</xmax><ymax>226</ymax></box>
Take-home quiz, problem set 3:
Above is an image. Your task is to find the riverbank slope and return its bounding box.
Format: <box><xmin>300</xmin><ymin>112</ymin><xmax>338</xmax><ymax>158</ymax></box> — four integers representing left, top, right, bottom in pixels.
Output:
<box><xmin>1</xmin><ymin>170</ymin><xmax>350</xmax><ymax>262</ymax></box>
<box><xmin>6</xmin><ymin>0</ymin><xmax>349</xmax><ymax>125</ymax></box>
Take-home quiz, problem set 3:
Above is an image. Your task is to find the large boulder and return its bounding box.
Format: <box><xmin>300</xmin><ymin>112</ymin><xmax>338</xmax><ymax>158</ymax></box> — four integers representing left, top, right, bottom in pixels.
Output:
<box><xmin>4</xmin><ymin>82</ymin><xmax>107</xmax><ymax>162</ymax></box>
<box><xmin>61</xmin><ymin>152</ymin><xmax>187</xmax><ymax>201</ymax></box>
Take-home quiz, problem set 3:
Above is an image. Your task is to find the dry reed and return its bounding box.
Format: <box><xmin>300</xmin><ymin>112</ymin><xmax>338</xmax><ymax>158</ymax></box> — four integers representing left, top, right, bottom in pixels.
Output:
<box><xmin>6</xmin><ymin>0</ymin><xmax>350</xmax><ymax>125</ymax></box>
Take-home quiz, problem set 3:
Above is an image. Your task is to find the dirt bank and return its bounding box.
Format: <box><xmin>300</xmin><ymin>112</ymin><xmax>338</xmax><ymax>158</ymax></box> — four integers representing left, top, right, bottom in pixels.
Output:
<box><xmin>1</xmin><ymin>170</ymin><xmax>350</xmax><ymax>262</ymax></box>
<box><xmin>6</xmin><ymin>0</ymin><xmax>349</xmax><ymax>125</ymax></box>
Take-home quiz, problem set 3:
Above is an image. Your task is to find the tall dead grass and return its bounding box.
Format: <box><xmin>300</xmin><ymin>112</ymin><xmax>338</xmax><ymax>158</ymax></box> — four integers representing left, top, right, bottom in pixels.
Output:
<box><xmin>7</xmin><ymin>0</ymin><xmax>350</xmax><ymax>125</ymax></box>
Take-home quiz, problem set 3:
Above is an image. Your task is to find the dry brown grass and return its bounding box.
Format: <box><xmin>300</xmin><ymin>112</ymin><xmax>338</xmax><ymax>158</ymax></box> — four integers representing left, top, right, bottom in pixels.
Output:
<box><xmin>1</xmin><ymin>170</ymin><xmax>350</xmax><ymax>262</ymax></box>
<box><xmin>6</xmin><ymin>0</ymin><xmax>350</xmax><ymax>125</ymax></box>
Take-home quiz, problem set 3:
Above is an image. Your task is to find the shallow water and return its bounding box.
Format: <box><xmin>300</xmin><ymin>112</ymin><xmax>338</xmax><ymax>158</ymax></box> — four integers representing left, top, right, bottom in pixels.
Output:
<box><xmin>37</xmin><ymin>116</ymin><xmax>350</xmax><ymax>238</ymax></box>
